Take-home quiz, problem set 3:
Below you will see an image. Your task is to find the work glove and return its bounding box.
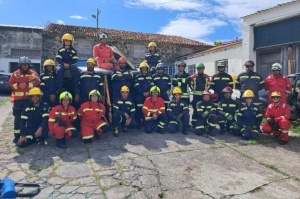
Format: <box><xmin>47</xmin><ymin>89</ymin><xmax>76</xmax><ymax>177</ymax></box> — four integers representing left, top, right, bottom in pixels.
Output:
<box><xmin>225</xmin><ymin>113</ymin><xmax>233</xmax><ymax>120</ymax></box>
<box><xmin>275</xmin><ymin>116</ymin><xmax>284</xmax><ymax>123</ymax></box>
<box><xmin>266</xmin><ymin>117</ymin><xmax>274</xmax><ymax>125</ymax></box>
<box><xmin>272</xmin><ymin>124</ymin><xmax>280</xmax><ymax>131</ymax></box>
<box><xmin>56</xmin><ymin>118</ymin><xmax>66</xmax><ymax>127</ymax></box>
<box><xmin>202</xmin><ymin>111</ymin><xmax>209</xmax><ymax>118</ymax></box>
<box><xmin>175</xmin><ymin>114</ymin><xmax>182</xmax><ymax>123</ymax></box>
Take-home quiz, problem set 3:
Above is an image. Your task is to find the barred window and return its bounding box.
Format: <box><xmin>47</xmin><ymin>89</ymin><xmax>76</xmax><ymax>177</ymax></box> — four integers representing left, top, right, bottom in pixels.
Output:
<box><xmin>188</xmin><ymin>64</ymin><xmax>195</xmax><ymax>75</ymax></box>
<box><xmin>164</xmin><ymin>65</ymin><xmax>175</xmax><ymax>77</ymax></box>
<box><xmin>10</xmin><ymin>48</ymin><xmax>41</xmax><ymax>58</ymax></box>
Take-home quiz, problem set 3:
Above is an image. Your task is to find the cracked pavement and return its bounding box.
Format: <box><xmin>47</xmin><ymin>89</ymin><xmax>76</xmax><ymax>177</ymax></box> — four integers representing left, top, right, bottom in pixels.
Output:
<box><xmin>1</xmin><ymin>101</ymin><xmax>300</xmax><ymax>199</ymax></box>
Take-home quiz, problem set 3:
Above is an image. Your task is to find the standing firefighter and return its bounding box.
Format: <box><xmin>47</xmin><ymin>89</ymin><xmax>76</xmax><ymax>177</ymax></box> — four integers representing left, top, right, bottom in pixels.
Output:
<box><xmin>79</xmin><ymin>58</ymin><xmax>104</xmax><ymax>103</ymax></box>
<box><xmin>145</xmin><ymin>41</ymin><xmax>162</xmax><ymax>75</ymax></box>
<box><xmin>112</xmin><ymin>86</ymin><xmax>137</xmax><ymax>137</ymax></box>
<box><xmin>111</xmin><ymin>57</ymin><xmax>134</xmax><ymax>99</ymax></box>
<box><xmin>133</xmin><ymin>61</ymin><xmax>153</xmax><ymax>128</ymax></box>
<box><xmin>77</xmin><ymin>90</ymin><xmax>109</xmax><ymax>144</ymax></box>
<box><xmin>190</xmin><ymin>62</ymin><xmax>211</xmax><ymax>127</ymax></box>
<box><xmin>167</xmin><ymin>87</ymin><xmax>189</xmax><ymax>134</ymax></box>
<box><xmin>142</xmin><ymin>86</ymin><xmax>167</xmax><ymax>134</ymax></box>
<box><xmin>265</xmin><ymin>63</ymin><xmax>292</xmax><ymax>104</ymax></box>
<box><xmin>262</xmin><ymin>91</ymin><xmax>290</xmax><ymax>145</ymax></box>
<box><xmin>40</xmin><ymin>59</ymin><xmax>57</xmax><ymax>107</ymax></box>
<box><xmin>9</xmin><ymin>56</ymin><xmax>40</xmax><ymax>143</ymax></box>
<box><xmin>237</xmin><ymin>90</ymin><xmax>263</xmax><ymax>140</ymax></box>
<box><xmin>172</xmin><ymin>61</ymin><xmax>191</xmax><ymax>106</ymax></box>
<box><xmin>152</xmin><ymin>63</ymin><xmax>171</xmax><ymax>109</ymax></box>
<box><xmin>18</xmin><ymin>87</ymin><xmax>49</xmax><ymax>147</ymax></box>
<box><xmin>48</xmin><ymin>92</ymin><xmax>79</xmax><ymax>149</ymax></box>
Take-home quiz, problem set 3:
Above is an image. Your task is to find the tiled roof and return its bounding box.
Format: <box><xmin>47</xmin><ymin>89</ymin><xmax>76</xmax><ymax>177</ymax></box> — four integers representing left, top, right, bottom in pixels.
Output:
<box><xmin>242</xmin><ymin>0</ymin><xmax>297</xmax><ymax>18</ymax></box>
<box><xmin>43</xmin><ymin>23</ymin><xmax>211</xmax><ymax>47</ymax></box>
<box><xmin>177</xmin><ymin>40</ymin><xmax>242</xmax><ymax>59</ymax></box>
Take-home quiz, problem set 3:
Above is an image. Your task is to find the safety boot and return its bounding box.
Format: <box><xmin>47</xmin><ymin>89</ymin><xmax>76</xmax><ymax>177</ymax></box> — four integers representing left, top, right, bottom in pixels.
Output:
<box><xmin>114</xmin><ymin>127</ymin><xmax>119</xmax><ymax>137</ymax></box>
<box><xmin>56</xmin><ymin>138</ymin><xmax>67</xmax><ymax>149</ymax></box>
<box><xmin>13</xmin><ymin>134</ymin><xmax>20</xmax><ymax>144</ymax></box>
<box><xmin>123</xmin><ymin>126</ymin><xmax>128</xmax><ymax>133</ymax></box>
<box><xmin>157</xmin><ymin>128</ymin><xmax>165</xmax><ymax>134</ymax></box>
<box><xmin>279</xmin><ymin>140</ymin><xmax>288</xmax><ymax>145</ymax></box>
<box><xmin>83</xmin><ymin>138</ymin><xmax>93</xmax><ymax>144</ymax></box>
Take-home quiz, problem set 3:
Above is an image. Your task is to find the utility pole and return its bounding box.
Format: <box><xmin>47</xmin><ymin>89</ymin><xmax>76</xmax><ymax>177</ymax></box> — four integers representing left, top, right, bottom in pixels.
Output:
<box><xmin>92</xmin><ymin>8</ymin><xmax>101</xmax><ymax>29</ymax></box>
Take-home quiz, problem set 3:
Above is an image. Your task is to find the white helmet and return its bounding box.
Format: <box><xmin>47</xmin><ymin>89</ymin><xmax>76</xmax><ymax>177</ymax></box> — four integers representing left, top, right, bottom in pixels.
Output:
<box><xmin>99</xmin><ymin>33</ymin><xmax>108</xmax><ymax>39</ymax></box>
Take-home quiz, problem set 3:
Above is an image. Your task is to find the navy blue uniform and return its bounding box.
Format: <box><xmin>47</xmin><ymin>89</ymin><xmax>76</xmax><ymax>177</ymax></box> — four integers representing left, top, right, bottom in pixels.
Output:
<box><xmin>111</xmin><ymin>69</ymin><xmax>134</xmax><ymax>99</ymax></box>
<box><xmin>218</xmin><ymin>98</ymin><xmax>240</xmax><ymax>135</ymax></box>
<box><xmin>79</xmin><ymin>71</ymin><xmax>104</xmax><ymax>103</ymax></box>
<box><xmin>172</xmin><ymin>71</ymin><xmax>191</xmax><ymax>106</ymax></box>
<box><xmin>152</xmin><ymin>73</ymin><xmax>171</xmax><ymax>108</ymax></box>
<box><xmin>210</xmin><ymin>72</ymin><xmax>233</xmax><ymax>102</ymax></box>
<box><xmin>145</xmin><ymin>52</ymin><xmax>161</xmax><ymax>75</ymax></box>
<box><xmin>40</xmin><ymin>72</ymin><xmax>57</xmax><ymax>107</ymax></box>
<box><xmin>112</xmin><ymin>97</ymin><xmax>137</xmax><ymax>129</ymax></box>
<box><xmin>167</xmin><ymin>99</ymin><xmax>189</xmax><ymax>134</ymax></box>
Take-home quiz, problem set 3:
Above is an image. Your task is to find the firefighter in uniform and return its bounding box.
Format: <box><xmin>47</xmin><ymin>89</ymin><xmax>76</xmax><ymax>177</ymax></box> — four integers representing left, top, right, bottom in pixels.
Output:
<box><xmin>265</xmin><ymin>63</ymin><xmax>292</xmax><ymax>104</ymax></box>
<box><xmin>167</xmin><ymin>87</ymin><xmax>189</xmax><ymax>134</ymax></box>
<box><xmin>79</xmin><ymin>58</ymin><xmax>104</xmax><ymax>103</ymax></box>
<box><xmin>195</xmin><ymin>90</ymin><xmax>223</xmax><ymax>136</ymax></box>
<box><xmin>48</xmin><ymin>92</ymin><xmax>79</xmax><ymax>149</ymax></box>
<box><xmin>152</xmin><ymin>63</ymin><xmax>171</xmax><ymax>109</ymax></box>
<box><xmin>262</xmin><ymin>91</ymin><xmax>290</xmax><ymax>145</ymax></box>
<box><xmin>112</xmin><ymin>86</ymin><xmax>137</xmax><ymax>137</ymax></box>
<box><xmin>142</xmin><ymin>86</ymin><xmax>167</xmax><ymax>134</ymax></box>
<box><xmin>40</xmin><ymin>59</ymin><xmax>57</xmax><ymax>108</ymax></box>
<box><xmin>217</xmin><ymin>86</ymin><xmax>240</xmax><ymax>135</ymax></box>
<box><xmin>236</xmin><ymin>60</ymin><xmax>264</xmax><ymax>105</ymax></box>
<box><xmin>190</xmin><ymin>63</ymin><xmax>210</xmax><ymax>127</ymax></box>
<box><xmin>172</xmin><ymin>61</ymin><xmax>191</xmax><ymax>106</ymax></box>
<box><xmin>18</xmin><ymin>87</ymin><xmax>49</xmax><ymax>147</ymax></box>
<box><xmin>209</xmin><ymin>61</ymin><xmax>233</xmax><ymax>102</ymax></box>
<box><xmin>145</xmin><ymin>42</ymin><xmax>162</xmax><ymax>75</ymax></box>
<box><xmin>237</xmin><ymin>90</ymin><xmax>263</xmax><ymax>140</ymax></box>
<box><xmin>55</xmin><ymin>33</ymin><xmax>80</xmax><ymax>106</ymax></box>
<box><xmin>9</xmin><ymin>56</ymin><xmax>40</xmax><ymax>143</ymax></box>
<box><xmin>77</xmin><ymin>90</ymin><xmax>109</xmax><ymax>144</ymax></box>
<box><xmin>111</xmin><ymin>57</ymin><xmax>134</xmax><ymax>99</ymax></box>
<box><xmin>133</xmin><ymin>61</ymin><xmax>154</xmax><ymax>128</ymax></box>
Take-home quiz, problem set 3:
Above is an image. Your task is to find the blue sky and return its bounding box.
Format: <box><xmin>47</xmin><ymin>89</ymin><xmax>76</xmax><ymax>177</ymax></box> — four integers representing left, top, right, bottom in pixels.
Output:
<box><xmin>0</xmin><ymin>0</ymin><xmax>293</xmax><ymax>44</ymax></box>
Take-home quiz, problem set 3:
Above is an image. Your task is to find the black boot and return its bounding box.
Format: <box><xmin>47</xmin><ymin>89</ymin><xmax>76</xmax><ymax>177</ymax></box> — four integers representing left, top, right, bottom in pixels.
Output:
<box><xmin>56</xmin><ymin>138</ymin><xmax>67</xmax><ymax>149</ymax></box>
<box><xmin>114</xmin><ymin>127</ymin><xmax>119</xmax><ymax>137</ymax></box>
<box><xmin>182</xmin><ymin>127</ymin><xmax>188</xmax><ymax>135</ymax></box>
<box><xmin>83</xmin><ymin>138</ymin><xmax>93</xmax><ymax>144</ymax></box>
<box><xmin>279</xmin><ymin>140</ymin><xmax>288</xmax><ymax>145</ymax></box>
<box><xmin>13</xmin><ymin>134</ymin><xmax>20</xmax><ymax>144</ymax></box>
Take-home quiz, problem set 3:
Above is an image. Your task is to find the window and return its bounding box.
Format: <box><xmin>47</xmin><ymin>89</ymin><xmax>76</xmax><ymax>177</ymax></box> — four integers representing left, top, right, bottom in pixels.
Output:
<box><xmin>10</xmin><ymin>48</ymin><xmax>41</xmax><ymax>59</ymax></box>
<box><xmin>164</xmin><ymin>65</ymin><xmax>175</xmax><ymax>76</ymax></box>
<box><xmin>188</xmin><ymin>64</ymin><xmax>195</xmax><ymax>75</ymax></box>
<box><xmin>215</xmin><ymin>59</ymin><xmax>228</xmax><ymax>73</ymax></box>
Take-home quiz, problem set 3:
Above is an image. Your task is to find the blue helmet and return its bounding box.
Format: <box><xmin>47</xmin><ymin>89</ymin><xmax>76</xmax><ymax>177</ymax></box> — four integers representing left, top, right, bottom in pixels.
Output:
<box><xmin>156</xmin><ymin>63</ymin><xmax>164</xmax><ymax>70</ymax></box>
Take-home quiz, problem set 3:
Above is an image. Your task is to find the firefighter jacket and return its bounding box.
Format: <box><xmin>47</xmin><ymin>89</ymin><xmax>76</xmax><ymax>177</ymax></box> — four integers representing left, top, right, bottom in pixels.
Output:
<box><xmin>113</xmin><ymin>97</ymin><xmax>136</xmax><ymax>119</ymax></box>
<box><xmin>237</xmin><ymin>103</ymin><xmax>262</xmax><ymax>127</ymax></box>
<box><xmin>172</xmin><ymin>72</ymin><xmax>191</xmax><ymax>99</ymax></box>
<box><xmin>190</xmin><ymin>73</ymin><xmax>210</xmax><ymax>96</ymax></box>
<box><xmin>55</xmin><ymin>46</ymin><xmax>78</xmax><ymax>65</ymax></box>
<box><xmin>48</xmin><ymin>105</ymin><xmax>77</xmax><ymax>133</ymax></box>
<box><xmin>40</xmin><ymin>72</ymin><xmax>57</xmax><ymax>98</ymax></box>
<box><xmin>145</xmin><ymin>52</ymin><xmax>161</xmax><ymax>75</ymax></box>
<box><xmin>236</xmin><ymin>71</ymin><xmax>264</xmax><ymax>94</ymax></box>
<box><xmin>210</xmin><ymin>72</ymin><xmax>233</xmax><ymax>95</ymax></box>
<box><xmin>265</xmin><ymin>74</ymin><xmax>292</xmax><ymax>104</ymax></box>
<box><xmin>20</xmin><ymin>102</ymin><xmax>49</xmax><ymax>136</ymax></box>
<box><xmin>111</xmin><ymin>69</ymin><xmax>134</xmax><ymax>96</ymax></box>
<box><xmin>142</xmin><ymin>97</ymin><xmax>165</xmax><ymax>121</ymax></box>
<box><xmin>152</xmin><ymin>73</ymin><xmax>171</xmax><ymax>95</ymax></box>
<box><xmin>265</xmin><ymin>102</ymin><xmax>290</xmax><ymax>121</ymax></box>
<box><xmin>79</xmin><ymin>71</ymin><xmax>104</xmax><ymax>102</ymax></box>
<box><xmin>9</xmin><ymin>69</ymin><xmax>40</xmax><ymax>100</ymax></box>
<box><xmin>218</xmin><ymin>98</ymin><xmax>239</xmax><ymax>117</ymax></box>
<box><xmin>77</xmin><ymin>101</ymin><xmax>106</xmax><ymax>123</ymax></box>
<box><xmin>134</xmin><ymin>73</ymin><xmax>153</xmax><ymax>95</ymax></box>
<box><xmin>93</xmin><ymin>44</ymin><xmax>115</xmax><ymax>70</ymax></box>
<box><xmin>167</xmin><ymin>99</ymin><xmax>189</xmax><ymax>119</ymax></box>
<box><xmin>196</xmin><ymin>100</ymin><xmax>217</xmax><ymax>119</ymax></box>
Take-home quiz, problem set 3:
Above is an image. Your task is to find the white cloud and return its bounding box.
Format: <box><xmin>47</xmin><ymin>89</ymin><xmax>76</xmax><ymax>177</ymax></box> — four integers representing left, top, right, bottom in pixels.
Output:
<box><xmin>57</xmin><ymin>20</ymin><xmax>65</xmax><ymax>24</ymax></box>
<box><xmin>69</xmin><ymin>15</ymin><xmax>88</xmax><ymax>20</ymax></box>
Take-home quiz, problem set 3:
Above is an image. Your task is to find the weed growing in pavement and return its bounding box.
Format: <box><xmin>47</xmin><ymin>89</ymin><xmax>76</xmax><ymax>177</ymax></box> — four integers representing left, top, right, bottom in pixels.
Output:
<box><xmin>30</xmin><ymin>165</ymin><xmax>44</xmax><ymax>172</ymax></box>
<box><xmin>0</xmin><ymin>97</ymin><xmax>10</xmax><ymax>107</ymax></box>
<box><xmin>290</xmin><ymin>121</ymin><xmax>300</xmax><ymax>134</ymax></box>
<box><xmin>246</xmin><ymin>140</ymin><xmax>258</xmax><ymax>145</ymax></box>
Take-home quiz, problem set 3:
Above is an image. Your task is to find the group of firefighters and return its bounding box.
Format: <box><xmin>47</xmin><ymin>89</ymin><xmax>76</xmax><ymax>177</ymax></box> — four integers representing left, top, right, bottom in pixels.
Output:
<box><xmin>8</xmin><ymin>32</ymin><xmax>293</xmax><ymax>149</ymax></box>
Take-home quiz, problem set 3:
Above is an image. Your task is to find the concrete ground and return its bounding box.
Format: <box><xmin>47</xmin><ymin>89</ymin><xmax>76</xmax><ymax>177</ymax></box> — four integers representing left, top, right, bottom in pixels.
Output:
<box><xmin>1</xmin><ymin>100</ymin><xmax>300</xmax><ymax>199</ymax></box>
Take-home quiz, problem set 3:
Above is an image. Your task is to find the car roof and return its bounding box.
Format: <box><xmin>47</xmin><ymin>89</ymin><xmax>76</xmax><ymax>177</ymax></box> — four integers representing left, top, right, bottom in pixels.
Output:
<box><xmin>0</xmin><ymin>72</ymin><xmax>11</xmax><ymax>76</ymax></box>
<box><xmin>287</xmin><ymin>73</ymin><xmax>300</xmax><ymax>77</ymax></box>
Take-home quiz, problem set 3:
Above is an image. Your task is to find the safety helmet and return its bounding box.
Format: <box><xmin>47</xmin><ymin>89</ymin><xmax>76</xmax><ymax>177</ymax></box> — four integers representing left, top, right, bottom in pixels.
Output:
<box><xmin>172</xmin><ymin>87</ymin><xmax>182</xmax><ymax>95</ymax></box>
<box><xmin>28</xmin><ymin>87</ymin><xmax>42</xmax><ymax>96</ymax></box>
<box><xmin>139</xmin><ymin>61</ymin><xmax>149</xmax><ymax>69</ymax></box>
<box><xmin>202</xmin><ymin>90</ymin><xmax>211</xmax><ymax>96</ymax></box>
<box><xmin>43</xmin><ymin>59</ymin><xmax>55</xmax><ymax>68</ymax></box>
<box><xmin>86</xmin><ymin>58</ymin><xmax>96</xmax><ymax>65</ymax></box>
<box><xmin>217</xmin><ymin>61</ymin><xmax>226</xmax><ymax>67</ymax></box>
<box><xmin>177</xmin><ymin>61</ymin><xmax>186</xmax><ymax>67</ymax></box>
<box><xmin>118</xmin><ymin>57</ymin><xmax>127</xmax><ymax>65</ymax></box>
<box><xmin>89</xmin><ymin>89</ymin><xmax>101</xmax><ymax>100</ymax></box>
<box><xmin>150</xmin><ymin>86</ymin><xmax>160</xmax><ymax>95</ymax></box>
<box><xmin>242</xmin><ymin>90</ymin><xmax>254</xmax><ymax>98</ymax></box>
<box><xmin>120</xmin><ymin>85</ymin><xmax>129</xmax><ymax>92</ymax></box>
<box><xmin>272</xmin><ymin>63</ymin><xmax>282</xmax><ymax>71</ymax></box>
<box><xmin>148</xmin><ymin>42</ymin><xmax>157</xmax><ymax>48</ymax></box>
<box><xmin>271</xmin><ymin>91</ymin><xmax>281</xmax><ymax>98</ymax></box>
<box><xmin>221</xmin><ymin>86</ymin><xmax>233</xmax><ymax>93</ymax></box>
<box><xmin>59</xmin><ymin>91</ymin><xmax>73</xmax><ymax>102</ymax></box>
<box><xmin>19</xmin><ymin>56</ymin><xmax>31</xmax><ymax>66</ymax></box>
<box><xmin>61</xmin><ymin>33</ymin><xmax>74</xmax><ymax>43</ymax></box>
<box><xmin>244</xmin><ymin>60</ymin><xmax>255</xmax><ymax>67</ymax></box>
<box><xmin>196</xmin><ymin>62</ymin><xmax>205</xmax><ymax>69</ymax></box>
<box><xmin>99</xmin><ymin>33</ymin><xmax>108</xmax><ymax>39</ymax></box>
<box><xmin>156</xmin><ymin>63</ymin><xmax>164</xmax><ymax>70</ymax></box>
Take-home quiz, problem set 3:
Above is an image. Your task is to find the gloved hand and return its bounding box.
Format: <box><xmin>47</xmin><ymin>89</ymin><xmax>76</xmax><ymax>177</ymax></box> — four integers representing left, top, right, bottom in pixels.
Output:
<box><xmin>225</xmin><ymin>113</ymin><xmax>233</xmax><ymax>120</ymax></box>
<box><xmin>272</xmin><ymin>124</ymin><xmax>280</xmax><ymax>131</ymax></box>
<box><xmin>275</xmin><ymin>116</ymin><xmax>283</xmax><ymax>123</ymax></box>
<box><xmin>202</xmin><ymin>111</ymin><xmax>209</xmax><ymax>118</ymax></box>
<box><xmin>266</xmin><ymin>117</ymin><xmax>274</xmax><ymax>125</ymax></box>
<box><xmin>56</xmin><ymin>118</ymin><xmax>66</xmax><ymax>127</ymax></box>
<box><xmin>175</xmin><ymin>114</ymin><xmax>182</xmax><ymax>123</ymax></box>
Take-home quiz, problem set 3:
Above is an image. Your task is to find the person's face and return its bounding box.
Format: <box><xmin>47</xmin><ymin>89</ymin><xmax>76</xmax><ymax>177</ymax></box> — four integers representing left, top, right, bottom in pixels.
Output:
<box><xmin>91</xmin><ymin>95</ymin><xmax>98</xmax><ymax>102</ymax></box>
<box><xmin>121</xmin><ymin>91</ymin><xmax>129</xmax><ymax>99</ymax></box>
<box><xmin>174</xmin><ymin>93</ymin><xmax>181</xmax><ymax>100</ymax></box>
<box><xmin>224</xmin><ymin>92</ymin><xmax>231</xmax><ymax>99</ymax></box>
<box><xmin>100</xmin><ymin>38</ymin><xmax>107</xmax><ymax>45</ymax></box>
<box><xmin>152</xmin><ymin>90</ymin><xmax>159</xmax><ymax>98</ymax></box>
<box><xmin>46</xmin><ymin>65</ymin><xmax>54</xmax><ymax>73</ymax></box>
<box><xmin>246</xmin><ymin>65</ymin><xmax>254</xmax><ymax>72</ymax></box>
<box><xmin>218</xmin><ymin>67</ymin><xmax>225</xmax><ymax>72</ymax></box>
<box><xmin>61</xmin><ymin>98</ymin><xmax>70</xmax><ymax>107</ymax></box>
<box><xmin>197</xmin><ymin>68</ymin><xmax>204</xmax><ymax>73</ymax></box>
<box><xmin>20</xmin><ymin>64</ymin><xmax>29</xmax><ymax>73</ymax></box>
<box><xmin>272</xmin><ymin>70</ymin><xmax>280</xmax><ymax>76</ymax></box>
<box><xmin>87</xmin><ymin>62</ymin><xmax>95</xmax><ymax>71</ymax></box>
<box><xmin>63</xmin><ymin>40</ymin><xmax>71</xmax><ymax>46</ymax></box>
<box><xmin>245</xmin><ymin>97</ymin><xmax>253</xmax><ymax>104</ymax></box>
<box><xmin>157</xmin><ymin>68</ymin><xmax>163</xmax><ymax>75</ymax></box>
<box><xmin>272</xmin><ymin>96</ymin><xmax>281</xmax><ymax>103</ymax></box>
<box><xmin>203</xmin><ymin>94</ymin><xmax>210</xmax><ymax>101</ymax></box>
<box><xmin>119</xmin><ymin>63</ymin><xmax>126</xmax><ymax>69</ymax></box>
<box><xmin>178</xmin><ymin>65</ymin><xmax>185</xmax><ymax>72</ymax></box>
<box><xmin>141</xmin><ymin>67</ymin><xmax>148</xmax><ymax>74</ymax></box>
<box><xmin>31</xmin><ymin>95</ymin><xmax>40</xmax><ymax>104</ymax></box>
<box><xmin>149</xmin><ymin>46</ymin><xmax>155</xmax><ymax>52</ymax></box>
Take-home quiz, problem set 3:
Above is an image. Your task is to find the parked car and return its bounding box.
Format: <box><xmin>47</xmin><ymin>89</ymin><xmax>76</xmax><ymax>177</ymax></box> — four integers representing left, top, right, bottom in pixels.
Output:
<box><xmin>0</xmin><ymin>72</ymin><xmax>12</xmax><ymax>93</ymax></box>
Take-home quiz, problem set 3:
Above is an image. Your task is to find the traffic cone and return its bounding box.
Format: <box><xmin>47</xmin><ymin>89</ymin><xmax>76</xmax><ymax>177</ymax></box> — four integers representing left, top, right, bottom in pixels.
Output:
<box><xmin>10</xmin><ymin>92</ymin><xmax>15</xmax><ymax>103</ymax></box>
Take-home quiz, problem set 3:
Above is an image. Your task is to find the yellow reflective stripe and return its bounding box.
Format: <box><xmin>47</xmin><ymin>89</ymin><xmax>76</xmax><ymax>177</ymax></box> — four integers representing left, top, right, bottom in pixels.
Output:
<box><xmin>96</xmin><ymin>122</ymin><xmax>107</xmax><ymax>130</ymax></box>
<box><xmin>26</xmin><ymin>135</ymin><xmax>33</xmax><ymax>139</ymax></box>
<box><xmin>14</xmin><ymin>92</ymin><xmax>27</xmax><ymax>96</ymax></box>
<box><xmin>193</xmin><ymin>91</ymin><xmax>202</xmax><ymax>95</ymax></box>
<box><xmin>73</xmin><ymin>56</ymin><xmax>78</xmax><ymax>59</ymax></box>
<box><xmin>256</xmin><ymin>114</ymin><xmax>262</xmax><ymax>118</ymax></box>
<box><xmin>42</xmin><ymin>113</ymin><xmax>49</xmax><ymax>117</ymax></box>
<box><xmin>28</xmin><ymin>83</ymin><xmax>33</xmax><ymax>88</ymax></box>
<box><xmin>131</xmin><ymin>108</ymin><xmax>136</xmax><ymax>112</ymax></box>
<box><xmin>82</xmin><ymin>135</ymin><xmax>93</xmax><ymax>139</ymax></box>
<box><xmin>56</xmin><ymin>55</ymin><xmax>62</xmax><ymax>58</ymax></box>
<box><xmin>229</xmin><ymin>104</ymin><xmax>236</xmax><ymax>107</ymax></box>
<box><xmin>137</xmin><ymin>104</ymin><xmax>143</xmax><ymax>107</ymax></box>
<box><xmin>13</xmin><ymin>83</ymin><xmax>18</xmax><ymax>89</ymax></box>
<box><xmin>65</xmin><ymin>127</ymin><xmax>75</xmax><ymax>132</ymax></box>
<box><xmin>169</xmin><ymin>121</ymin><xmax>177</xmax><ymax>124</ymax></box>
<box><xmin>49</xmin><ymin>118</ymin><xmax>56</xmax><ymax>122</ymax></box>
<box><xmin>21</xmin><ymin>115</ymin><xmax>28</xmax><ymax>119</ymax></box>
<box><xmin>14</xmin><ymin>129</ymin><xmax>20</xmax><ymax>134</ymax></box>
<box><xmin>195</xmin><ymin>126</ymin><xmax>204</xmax><ymax>129</ymax></box>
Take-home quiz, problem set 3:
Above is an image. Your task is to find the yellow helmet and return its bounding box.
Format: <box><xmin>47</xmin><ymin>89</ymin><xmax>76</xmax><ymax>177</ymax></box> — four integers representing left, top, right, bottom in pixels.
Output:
<box><xmin>61</xmin><ymin>33</ymin><xmax>74</xmax><ymax>43</ymax></box>
<box><xmin>242</xmin><ymin>90</ymin><xmax>254</xmax><ymax>98</ymax></box>
<box><xmin>150</xmin><ymin>86</ymin><xmax>160</xmax><ymax>95</ymax></box>
<box><xmin>86</xmin><ymin>58</ymin><xmax>96</xmax><ymax>65</ymax></box>
<box><xmin>148</xmin><ymin>42</ymin><xmax>157</xmax><ymax>48</ymax></box>
<box><xmin>28</xmin><ymin>87</ymin><xmax>42</xmax><ymax>96</ymax></box>
<box><xmin>43</xmin><ymin>59</ymin><xmax>55</xmax><ymax>67</ymax></box>
<box><xmin>59</xmin><ymin>91</ymin><xmax>72</xmax><ymax>102</ymax></box>
<box><xmin>271</xmin><ymin>91</ymin><xmax>281</xmax><ymax>98</ymax></box>
<box><xmin>120</xmin><ymin>86</ymin><xmax>129</xmax><ymax>92</ymax></box>
<box><xmin>172</xmin><ymin>87</ymin><xmax>182</xmax><ymax>95</ymax></box>
<box><xmin>139</xmin><ymin>61</ymin><xmax>149</xmax><ymax>69</ymax></box>
<box><xmin>89</xmin><ymin>89</ymin><xmax>101</xmax><ymax>100</ymax></box>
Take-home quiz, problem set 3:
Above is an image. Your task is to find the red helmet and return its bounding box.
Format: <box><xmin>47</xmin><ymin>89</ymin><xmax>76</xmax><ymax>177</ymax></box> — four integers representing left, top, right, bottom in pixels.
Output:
<box><xmin>118</xmin><ymin>57</ymin><xmax>127</xmax><ymax>64</ymax></box>
<box><xmin>202</xmin><ymin>90</ymin><xmax>211</xmax><ymax>96</ymax></box>
<box><xmin>221</xmin><ymin>86</ymin><xmax>233</xmax><ymax>93</ymax></box>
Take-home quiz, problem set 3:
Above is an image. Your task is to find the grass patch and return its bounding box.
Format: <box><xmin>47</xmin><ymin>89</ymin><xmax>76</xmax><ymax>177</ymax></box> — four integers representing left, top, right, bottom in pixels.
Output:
<box><xmin>0</xmin><ymin>97</ymin><xmax>10</xmax><ymax>107</ymax></box>
<box><xmin>290</xmin><ymin>121</ymin><xmax>300</xmax><ymax>134</ymax></box>
<box><xmin>246</xmin><ymin>139</ymin><xmax>259</xmax><ymax>145</ymax></box>
<box><xmin>30</xmin><ymin>165</ymin><xmax>44</xmax><ymax>172</ymax></box>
